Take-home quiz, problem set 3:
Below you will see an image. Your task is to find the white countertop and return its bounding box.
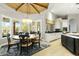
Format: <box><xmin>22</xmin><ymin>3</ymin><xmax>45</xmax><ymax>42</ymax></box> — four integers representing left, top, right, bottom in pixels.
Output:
<box><xmin>62</xmin><ymin>33</ymin><xmax>79</xmax><ymax>39</ymax></box>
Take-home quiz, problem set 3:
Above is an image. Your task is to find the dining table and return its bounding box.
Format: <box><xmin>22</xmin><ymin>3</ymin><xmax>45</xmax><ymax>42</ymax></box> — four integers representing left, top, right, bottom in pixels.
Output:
<box><xmin>12</xmin><ymin>34</ymin><xmax>38</xmax><ymax>55</ymax></box>
<box><xmin>12</xmin><ymin>34</ymin><xmax>37</xmax><ymax>40</ymax></box>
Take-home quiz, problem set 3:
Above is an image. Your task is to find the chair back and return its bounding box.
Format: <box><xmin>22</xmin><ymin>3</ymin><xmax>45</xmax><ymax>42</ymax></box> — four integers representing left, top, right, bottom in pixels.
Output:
<box><xmin>25</xmin><ymin>32</ymin><xmax>29</xmax><ymax>37</ymax></box>
<box><xmin>19</xmin><ymin>35</ymin><xmax>25</xmax><ymax>42</ymax></box>
<box><xmin>37</xmin><ymin>32</ymin><xmax>41</xmax><ymax>39</ymax></box>
<box><xmin>36</xmin><ymin>32</ymin><xmax>41</xmax><ymax>42</ymax></box>
<box><xmin>19</xmin><ymin>35</ymin><xmax>29</xmax><ymax>46</ymax></box>
<box><xmin>19</xmin><ymin>32</ymin><xmax>23</xmax><ymax>35</ymax></box>
<box><xmin>7</xmin><ymin>33</ymin><xmax>11</xmax><ymax>45</ymax></box>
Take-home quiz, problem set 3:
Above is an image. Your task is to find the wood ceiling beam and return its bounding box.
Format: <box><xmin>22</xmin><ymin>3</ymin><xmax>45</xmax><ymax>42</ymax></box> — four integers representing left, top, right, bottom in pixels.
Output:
<box><xmin>33</xmin><ymin>3</ymin><xmax>48</xmax><ymax>9</ymax></box>
<box><xmin>30</xmin><ymin>4</ymin><xmax>40</xmax><ymax>13</ymax></box>
<box><xmin>16</xmin><ymin>3</ymin><xmax>25</xmax><ymax>11</ymax></box>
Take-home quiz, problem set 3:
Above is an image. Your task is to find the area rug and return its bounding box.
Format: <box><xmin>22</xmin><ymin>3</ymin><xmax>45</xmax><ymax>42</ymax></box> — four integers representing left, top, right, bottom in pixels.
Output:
<box><xmin>0</xmin><ymin>45</ymin><xmax>48</xmax><ymax>56</ymax></box>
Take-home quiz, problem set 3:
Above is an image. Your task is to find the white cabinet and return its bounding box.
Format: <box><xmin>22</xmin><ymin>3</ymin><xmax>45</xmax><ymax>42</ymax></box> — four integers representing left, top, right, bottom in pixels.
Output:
<box><xmin>45</xmin><ymin>32</ymin><xmax>62</xmax><ymax>42</ymax></box>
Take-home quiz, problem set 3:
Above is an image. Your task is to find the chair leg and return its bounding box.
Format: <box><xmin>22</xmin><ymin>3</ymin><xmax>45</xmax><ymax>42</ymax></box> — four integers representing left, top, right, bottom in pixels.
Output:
<box><xmin>27</xmin><ymin>46</ymin><xmax>29</xmax><ymax>54</ymax></box>
<box><xmin>19</xmin><ymin>47</ymin><xmax>22</xmax><ymax>55</ymax></box>
<box><xmin>17</xmin><ymin>44</ymin><xmax>19</xmax><ymax>50</ymax></box>
<box><xmin>31</xmin><ymin>43</ymin><xmax>34</xmax><ymax>49</ymax></box>
<box><xmin>27</xmin><ymin>46</ymin><xmax>31</xmax><ymax>55</ymax></box>
<box><xmin>31</xmin><ymin>44</ymin><xmax>33</xmax><ymax>49</ymax></box>
<box><xmin>29</xmin><ymin>45</ymin><xmax>32</xmax><ymax>54</ymax></box>
<box><xmin>39</xmin><ymin>42</ymin><xmax>40</xmax><ymax>48</ymax></box>
<box><xmin>7</xmin><ymin>45</ymin><xmax>10</xmax><ymax>52</ymax></box>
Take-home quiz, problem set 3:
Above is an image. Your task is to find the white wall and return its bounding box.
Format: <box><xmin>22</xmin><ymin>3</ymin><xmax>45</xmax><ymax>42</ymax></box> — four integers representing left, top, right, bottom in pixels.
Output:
<box><xmin>68</xmin><ymin>14</ymin><xmax>79</xmax><ymax>32</ymax></box>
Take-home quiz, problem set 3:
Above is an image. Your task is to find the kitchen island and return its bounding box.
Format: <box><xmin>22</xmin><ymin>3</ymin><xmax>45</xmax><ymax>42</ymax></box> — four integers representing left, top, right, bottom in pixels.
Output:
<box><xmin>61</xmin><ymin>33</ymin><xmax>79</xmax><ymax>55</ymax></box>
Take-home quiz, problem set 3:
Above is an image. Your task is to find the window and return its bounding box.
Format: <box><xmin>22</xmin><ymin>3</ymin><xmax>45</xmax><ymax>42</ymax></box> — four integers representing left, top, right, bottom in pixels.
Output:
<box><xmin>2</xmin><ymin>17</ymin><xmax>11</xmax><ymax>37</ymax></box>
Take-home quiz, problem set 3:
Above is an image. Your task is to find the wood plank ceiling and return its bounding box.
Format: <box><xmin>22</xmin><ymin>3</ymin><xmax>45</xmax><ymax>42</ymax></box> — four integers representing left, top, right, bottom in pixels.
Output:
<box><xmin>6</xmin><ymin>3</ymin><xmax>49</xmax><ymax>14</ymax></box>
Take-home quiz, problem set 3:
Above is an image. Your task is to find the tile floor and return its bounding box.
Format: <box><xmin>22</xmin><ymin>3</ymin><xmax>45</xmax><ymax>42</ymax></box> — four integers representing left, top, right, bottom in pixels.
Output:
<box><xmin>32</xmin><ymin>39</ymin><xmax>74</xmax><ymax>56</ymax></box>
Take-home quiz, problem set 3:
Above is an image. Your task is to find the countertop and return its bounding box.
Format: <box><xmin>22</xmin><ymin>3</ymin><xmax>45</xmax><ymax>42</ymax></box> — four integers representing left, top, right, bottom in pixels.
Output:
<box><xmin>45</xmin><ymin>32</ymin><xmax>62</xmax><ymax>33</ymax></box>
<box><xmin>62</xmin><ymin>33</ymin><xmax>79</xmax><ymax>39</ymax></box>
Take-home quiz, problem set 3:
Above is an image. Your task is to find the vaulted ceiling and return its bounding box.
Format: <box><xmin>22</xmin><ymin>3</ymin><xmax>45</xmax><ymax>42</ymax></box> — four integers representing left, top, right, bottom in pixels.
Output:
<box><xmin>5</xmin><ymin>3</ymin><xmax>79</xmax><ymax>16</ymax></box>
<box><xmin>0</xmin><ymin>3</ymin><xmax>79</xmax><ymax>19</ymax></box>
<box><xmin>7</xmin><ymin>3</ymin><xmax>49</xmax><ymax>14</ymax></box>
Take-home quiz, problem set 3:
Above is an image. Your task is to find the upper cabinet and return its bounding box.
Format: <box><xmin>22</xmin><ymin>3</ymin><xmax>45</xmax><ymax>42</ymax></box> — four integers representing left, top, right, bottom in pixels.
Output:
<box><xmin>46</xmin><ymin>12</ymin><xmax>69</xmax><ymax>33</ymax></box>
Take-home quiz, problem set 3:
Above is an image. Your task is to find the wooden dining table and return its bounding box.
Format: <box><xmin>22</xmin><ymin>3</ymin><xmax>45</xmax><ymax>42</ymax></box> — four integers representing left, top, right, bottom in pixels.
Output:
<box><xmin>12</xmin><ymin>34</ymin><xmax>37</xmax><ymax>40</ymax></box>
<box><xmin>12</xmin><ymin>34</ymin><xmax>37</xmax><ymax>55</ymax></box>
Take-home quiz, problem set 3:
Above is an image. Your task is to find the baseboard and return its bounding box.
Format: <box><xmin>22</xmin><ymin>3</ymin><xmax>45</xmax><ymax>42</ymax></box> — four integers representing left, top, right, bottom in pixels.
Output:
<box><xmin>50</xmin><ymin>38</ymin><xmax>60</xmax><ymax>42</ymax></box>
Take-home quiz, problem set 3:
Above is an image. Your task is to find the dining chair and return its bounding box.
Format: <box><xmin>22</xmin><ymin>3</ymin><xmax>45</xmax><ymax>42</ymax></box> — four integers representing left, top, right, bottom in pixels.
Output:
<box><xmin>33</xmin><ymin>32</ymin><xmax>41</xmax><ymax>48</ymax></box>
<box><xmin>7</xmin><ymin>33</ymin><xmax>19</xmax><ymax>52</ymax></box>
<box><xmin>19</xmin><ymin>35</ymin><xmax>32</xmax><ymax>55</ymax></box>
<box><xmin>30</xmin><ymin>32</ymin><xmax>41</xmax><ymax>48</ymax></box>
<box><xmin>25</xmin><ymin>32</ymin><xmax>30</xmax><ymax>37</ymax></box>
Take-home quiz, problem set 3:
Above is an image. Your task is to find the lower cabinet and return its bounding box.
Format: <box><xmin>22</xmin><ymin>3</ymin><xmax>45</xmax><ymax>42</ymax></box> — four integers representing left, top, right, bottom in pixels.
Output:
<box><xmin>66</xmin><ymin>37</ymin><xmax>75</xmax><ymax>53</ymax></box>
<box><xmin>61</xmin><ymin>35</ymin><xmax>79</xmax><ymax>55</ymax></box>
<box><xmin>61</xmin><ymin>35</ymin><xmax>66</xmax><ymax>46</ymax></box>
<box><xmin>45</xmin><ymin>33</ymin><xmax>62</xmax><ymax>42</ymax></box>
<box><xmin>61</xmin><ymin>35</ymin><xmax>75</xmax><ymax>53</ymax></box>
<box><xmin>75</xmin><ymin>39</ymin><xmax>79</xmax><ymax>55</ymax></box>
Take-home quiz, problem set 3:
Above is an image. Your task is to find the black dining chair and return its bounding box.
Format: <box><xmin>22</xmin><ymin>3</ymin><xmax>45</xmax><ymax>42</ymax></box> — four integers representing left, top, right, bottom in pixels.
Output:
<box><xmin>30</xmin><ymin>32</ymin><xmax>41</xmax><ymax>48</ymax></box>
<box><xmin>33</xmin><ymin>32</ymin><xmax>41</xmax><ymax>48</ymax></box>
<box><xmin>19</xmin><ymin>35</ymin><xmax>32</xmax><ymax>55</ymax></box>
<box><xmin>25</xmin><ymin>32</ymin><xmax>30</xmax><ymax>37</ymax></box>
<box><xmin>7</xmin><ymin>33</ymin><xmax>19</xmax><ymax>52</ymax></box>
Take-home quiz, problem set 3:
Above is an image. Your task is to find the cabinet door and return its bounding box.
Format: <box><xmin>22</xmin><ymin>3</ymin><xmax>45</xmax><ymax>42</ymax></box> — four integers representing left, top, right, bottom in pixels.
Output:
<box><xmin>61</xmin><ymin>35</ymin><xmax>75</xmax><ymax>53</ymax></box>
<box><xmin>61</xmin><ymin>35</ymin><xmax>67</xmax><ymax>46</ymax></box>
<box><xmin>75</xmin><ymin>39</ymin><xmax>79</xmax><ymax>55</ymax></box>
<box><xmin>66</xmin><ymin>37</ymin><xmax>75</xmax><ymax>53</ymax></box>
<box><xmin>61</xmin><ymin>35</ymin><xmax>64</xmax><ymax>45</ymax></box>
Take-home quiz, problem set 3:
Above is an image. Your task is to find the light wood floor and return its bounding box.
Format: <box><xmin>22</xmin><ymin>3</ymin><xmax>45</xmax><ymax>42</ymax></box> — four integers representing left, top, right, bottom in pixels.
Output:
<box><xmin>32</xmin><ymin>39</ymin><xmax>74</xmax><ymax>56</ymax></box>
